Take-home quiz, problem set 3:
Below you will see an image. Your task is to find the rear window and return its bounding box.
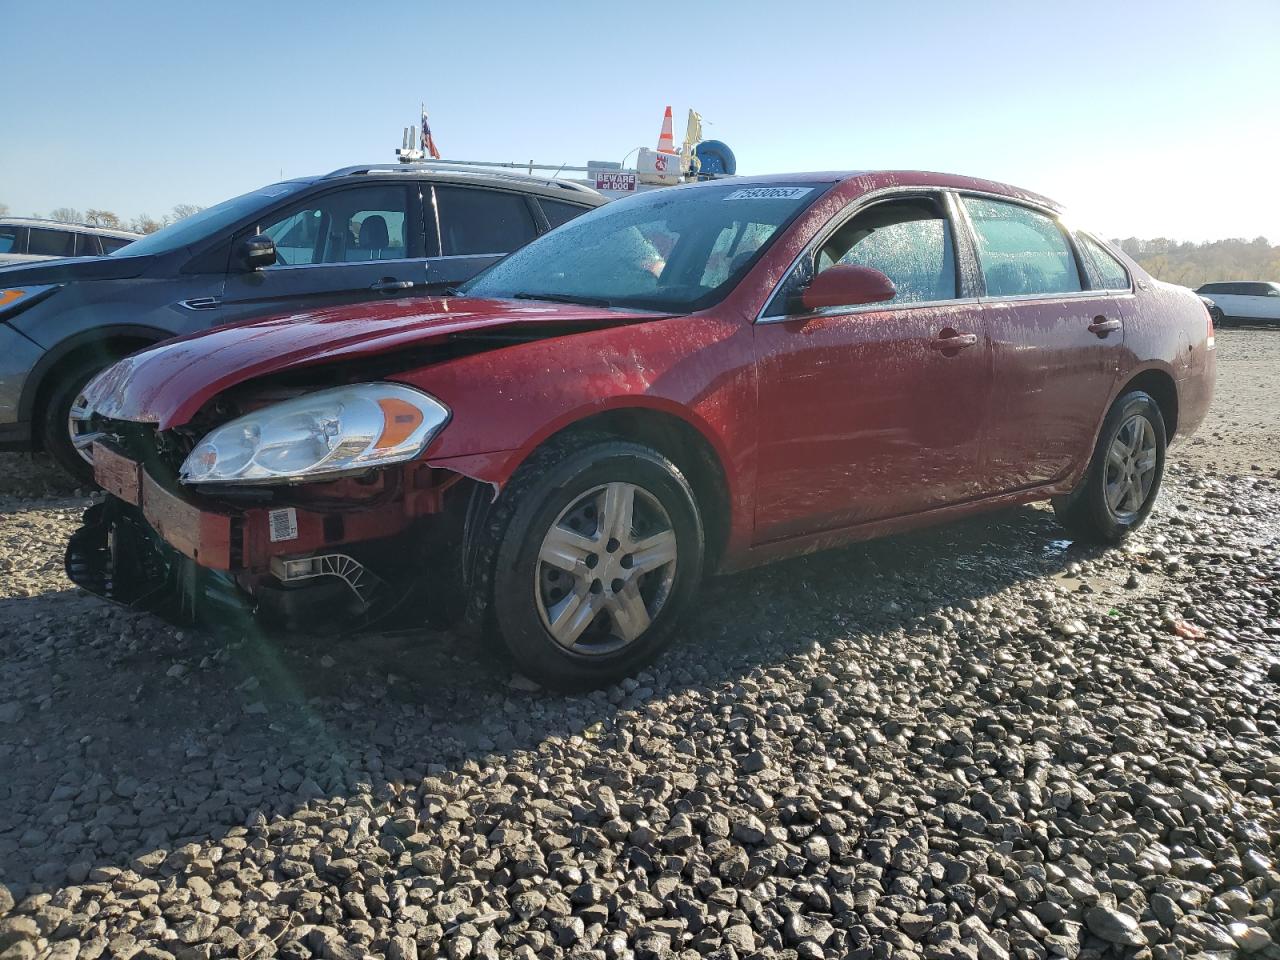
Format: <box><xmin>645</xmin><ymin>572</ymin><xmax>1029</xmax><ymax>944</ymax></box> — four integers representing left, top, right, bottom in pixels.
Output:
<box><xmin>27</xmin><ymin>228</ymin><xmax>75</xmax><ymax>258</ymax></box>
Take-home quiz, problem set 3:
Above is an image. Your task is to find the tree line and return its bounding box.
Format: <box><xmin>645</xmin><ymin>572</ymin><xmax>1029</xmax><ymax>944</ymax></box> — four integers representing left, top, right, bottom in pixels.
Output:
<box><xmin>1117</xmin><ymin>236</ymin><xmax>1278</xmax><ymax>289</ymax></box>
<box><xmin>0</xmin><ymin>201</ymin><xmax>204</xmax><ymax>235</ymax></box>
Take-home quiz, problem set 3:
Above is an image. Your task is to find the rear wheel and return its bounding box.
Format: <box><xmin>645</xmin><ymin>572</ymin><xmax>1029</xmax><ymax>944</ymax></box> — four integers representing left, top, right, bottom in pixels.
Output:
<box><xmin>41</xmin><ymin>358</ymin><xmax>111</xmax><ymax>486</ymax></box>
<box><xmin>486</xmin><ymin>436</ymin><xmax>704</xmax><ymax>690</ymax></box>
<box><xmin>1052</xmin><ymin>390</ymin><xmax>1166</xmax><ymax>544</ymax></box>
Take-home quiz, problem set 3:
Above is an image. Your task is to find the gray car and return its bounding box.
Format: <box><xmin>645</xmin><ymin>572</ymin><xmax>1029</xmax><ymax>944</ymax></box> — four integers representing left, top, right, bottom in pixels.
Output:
<box><xmin>0</xmin><ymin>165</ymin><xmax>605</xmax><ymax>481</ymax></box>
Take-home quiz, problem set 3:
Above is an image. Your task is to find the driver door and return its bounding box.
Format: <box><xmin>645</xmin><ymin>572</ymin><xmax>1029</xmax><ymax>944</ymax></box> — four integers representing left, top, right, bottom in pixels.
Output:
<box><xmin>752</xmin><ymin>193</ymin><xmax>993</xmax><ymax>543</ymax></box>
<box><xmin>220</xmin><ymin>183</ymin><xmax>427</xmax><ymax>324</ymax></box>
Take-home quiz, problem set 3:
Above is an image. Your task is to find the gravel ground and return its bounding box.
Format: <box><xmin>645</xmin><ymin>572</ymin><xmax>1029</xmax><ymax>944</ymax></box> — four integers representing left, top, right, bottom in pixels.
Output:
<box><xmin>1</xmin><ymin>330</ymin><xmax>1278</xmax><ymax>960</ymax></box>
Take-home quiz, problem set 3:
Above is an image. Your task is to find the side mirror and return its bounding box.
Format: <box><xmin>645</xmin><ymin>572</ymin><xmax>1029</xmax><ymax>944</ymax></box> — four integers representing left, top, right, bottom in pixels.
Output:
<box><xmin>799</xmin><ymin>264</ymin><xmax>896</xmax><ymax>312</ymax></box>
<box><xmin>239</xmin><ymin>235</ymin><xmax>277</xmax><ymax>271</ymax></box>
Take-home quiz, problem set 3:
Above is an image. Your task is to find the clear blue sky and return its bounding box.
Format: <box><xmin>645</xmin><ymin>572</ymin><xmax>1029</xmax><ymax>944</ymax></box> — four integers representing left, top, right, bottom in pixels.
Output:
<box><xmin>2</xmin><ymin>0</ymin><xmax>1275</xmax><ymax>241</ymax></box>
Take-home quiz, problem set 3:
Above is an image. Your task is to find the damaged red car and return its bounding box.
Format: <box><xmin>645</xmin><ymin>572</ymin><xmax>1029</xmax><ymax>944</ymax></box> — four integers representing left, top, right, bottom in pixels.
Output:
<box><xmin>67</xmin><ymin>171</ymin><xmax>1215</xmax><ymax>688</ymax></box>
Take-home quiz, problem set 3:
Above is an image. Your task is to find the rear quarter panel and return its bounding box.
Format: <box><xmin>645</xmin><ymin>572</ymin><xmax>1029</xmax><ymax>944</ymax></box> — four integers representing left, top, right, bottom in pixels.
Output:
<box><xmin>1121</xmin><ymin>273</ymin><xmax>1215</xmax><ymax>442</ymax></box>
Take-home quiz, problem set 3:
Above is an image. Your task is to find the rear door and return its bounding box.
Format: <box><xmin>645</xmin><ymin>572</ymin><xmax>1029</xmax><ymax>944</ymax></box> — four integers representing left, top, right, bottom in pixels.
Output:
<box><xmin>1242</xmin><ymin>282</ymin><xmax>1280</xmax><ymax>320</ymax></box>
<box><xmin>423</xmin><ymin>184</ymin><xmax>539</xmax><ymax>293</ymax></box>
<box><xmin>961</xmin><ymin>195</ymin><xmax>1125</xmax><ymax>492</ymax></box>
<box><xmin>220</xmin><ymin>182</ymin><xmax>425</xmax><ymax>323</ymax></box>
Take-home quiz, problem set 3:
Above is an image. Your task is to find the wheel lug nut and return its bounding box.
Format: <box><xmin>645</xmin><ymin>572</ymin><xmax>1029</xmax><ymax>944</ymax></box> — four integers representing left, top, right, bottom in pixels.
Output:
<box><xmin>620</xmin><ymin>554</ymin><xmax>633</xmax><ymax>569</ymax></box>
<box><xmin>606</xmin><ymin>538</ymin><xmax>620</xmax><ymax>553</ymax></box>
<box><xmin>611</xmin><ymin>578</ymin><xmax>624</xmax><ymax>593</ymax></box>
<box><xmin>585</xmin><ymin>554</ymin><xmax>598</xmax><ymax>569</ymax></box>
<box><xmin>589</xmin><ymin>579</ymin><xmax>603</xmax><ymax>594</ymax></box>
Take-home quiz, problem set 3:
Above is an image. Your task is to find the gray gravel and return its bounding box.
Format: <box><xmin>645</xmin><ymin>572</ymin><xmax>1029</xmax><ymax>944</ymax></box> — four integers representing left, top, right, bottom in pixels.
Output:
<box><xmin>1</xmin><ymin>330</ymin><xmax>1279</xmax><ymax>960</ymax></box>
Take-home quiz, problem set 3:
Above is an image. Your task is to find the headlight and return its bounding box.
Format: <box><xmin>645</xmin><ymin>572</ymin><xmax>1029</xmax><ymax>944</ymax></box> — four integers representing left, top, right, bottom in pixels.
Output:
<box><xmin>0</xmin><ymin>284</ymin><xmax>59</xmax><ymax>317</ymax></box>
<box><xmin>179</xmin><ymin>383</ymin><xmax>449</xmax><ymax>485</ymax></box>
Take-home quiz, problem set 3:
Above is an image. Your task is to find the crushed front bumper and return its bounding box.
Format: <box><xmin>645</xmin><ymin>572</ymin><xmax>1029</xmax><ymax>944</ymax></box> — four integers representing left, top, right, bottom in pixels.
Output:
<box><xmin>66</xmin><ymin>445</ymin><xmax>427</xmax><ymax>631</ymax></box>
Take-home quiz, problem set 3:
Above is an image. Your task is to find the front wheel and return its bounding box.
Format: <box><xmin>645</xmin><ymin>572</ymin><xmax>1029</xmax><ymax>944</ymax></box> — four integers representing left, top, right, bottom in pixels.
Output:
<box><xmin>1052</xmin><ymin>390</ymin><xmax>1167</xmax><ymax>544</ymax></box>
<box><xmin>487</xmin><ymin>437</ymin><xmax>705</xmax><ymax>690</ymax></box>
<box><xmin>41</xmin><ymin>358</ymin><xmax>110</xmax><ymax>486</ymax></box>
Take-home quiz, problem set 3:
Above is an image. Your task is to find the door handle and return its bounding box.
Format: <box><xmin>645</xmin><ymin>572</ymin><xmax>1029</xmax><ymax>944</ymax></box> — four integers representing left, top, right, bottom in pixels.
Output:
<box><xmin>371</xmin><ymin>278</ymin><xmax>415</xmax><ymax>292</ymax></box>
<box><xmin>1088</xmin><ymin>316</ymin><xmax>1122</xmax><ymax>336</ymax></box>
<box><xmin>929</xmin><ymin>331</ymin><xmax>978</xmax><ymax>351</ymax></box>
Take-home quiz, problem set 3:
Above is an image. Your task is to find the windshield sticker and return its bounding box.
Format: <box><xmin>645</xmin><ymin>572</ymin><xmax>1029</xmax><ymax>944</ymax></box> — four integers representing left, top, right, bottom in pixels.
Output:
<box><xmin>723</xmin><ymin>187</ymin><xmax>813</xmax><ymax>201</ymax></box>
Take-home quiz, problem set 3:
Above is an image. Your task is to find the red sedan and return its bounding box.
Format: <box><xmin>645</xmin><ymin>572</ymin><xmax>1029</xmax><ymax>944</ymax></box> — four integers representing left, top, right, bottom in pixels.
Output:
<box><xmin>68</xmin><ymin>171</ymin><xmax>1215</xmax><ymax>689</ymax></box>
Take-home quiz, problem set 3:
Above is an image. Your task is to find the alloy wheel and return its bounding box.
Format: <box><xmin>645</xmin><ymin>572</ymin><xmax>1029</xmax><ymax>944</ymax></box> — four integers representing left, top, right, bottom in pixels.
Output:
<box><xmin>534</xmin><ymin>481</ymin><xmax>678</xmax><ymax>655</ymax></box>
<box><xmin>67</xmin><ymin>395</ymin><xmax>104</xmax><ymax>466</ymax></box>
<box><xmin>1104</xmin><ymin>413</ymin><xmax>1158</xmax><ymax>521</ymax></box>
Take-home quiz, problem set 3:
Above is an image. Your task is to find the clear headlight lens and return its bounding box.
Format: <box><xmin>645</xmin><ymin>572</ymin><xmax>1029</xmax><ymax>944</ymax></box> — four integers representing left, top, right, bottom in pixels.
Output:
<box><xmin>179</xmin><ymin>383</ymin><xmax>449</xmax><ymax>485</ymax></box>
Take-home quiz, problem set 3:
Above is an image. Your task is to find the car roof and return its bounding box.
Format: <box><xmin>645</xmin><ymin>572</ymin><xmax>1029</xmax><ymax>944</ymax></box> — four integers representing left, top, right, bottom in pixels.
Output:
<box><xmin>312</xmin><ymin>164</ymin><xmax>608</xmax><ymax>205</ymax></box>
<box><xmin>0</xmin><ymin>217</ymin><xmax>142</xmax><ymax>238</ymax></box>
<box><xmin>656</xmin><ymin>169</ymin><xmax>1063</xmax><ymax>211</ymax></box>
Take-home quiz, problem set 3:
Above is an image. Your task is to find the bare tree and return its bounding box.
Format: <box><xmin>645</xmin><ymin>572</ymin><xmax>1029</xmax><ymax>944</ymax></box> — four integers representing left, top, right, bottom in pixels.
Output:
<box><xmin>84</xmin><ymin>209</ymin><xmax>123</xmax><ymax>229</ymax></box>
<box><xmin>0</xmin><ymin>202</ymin><xmax>8</xmax><ymax>218</ymax></box>
<box><xmin>170</xmin><ymin>203</ymin><xmax>204</xmax><ymax>222</ymax></box>
<box><xmin>49</xmin><ymin>207</ymin><xmax>85</xmax><ymax>224</ymax></box>
<box><xmin>129</xmin><ymin>214</ymin><xmax>166</xmax><ymax>235</ymax></box>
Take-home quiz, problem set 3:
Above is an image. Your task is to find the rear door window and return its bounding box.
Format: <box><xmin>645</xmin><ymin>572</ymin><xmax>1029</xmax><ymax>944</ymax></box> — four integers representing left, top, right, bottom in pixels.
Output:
<box><xmin>434</xmin><ymin>186</ymin><xmax>536</xmax><ymax>256</ymax></box>
<box><xmin>0</xmin><ymin>225</ymin><xmax>24</xmax><ymax>255</ymax></box>
<box><xmin>1075</xmin><ymin>233</ymin><xmax>1129</xmax><ymax>291</ymax></box>
<box><xmin>75</xmin><ymin>233</ymin><xmax>103</xmax><ymax>256</ymax></box>
<box><xmin>27</xmin><ymin>228</ymin><xmax>76</xmax><ymax>258</ymax></box>
<box><xmin>963</xmin><ymin>197</ymin><xmax>1081</xmax><ymax>297</ymax></box>
<box><xmin>100</xmin><ymin>236</ymin><xmax>132</xmax><ymax>254</ymax></box>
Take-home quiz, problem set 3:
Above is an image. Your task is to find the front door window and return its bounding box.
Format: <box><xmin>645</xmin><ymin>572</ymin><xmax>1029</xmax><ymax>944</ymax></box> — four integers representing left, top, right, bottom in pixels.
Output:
<box><xmin>256</xmin><ymin>186</ymin><xmax>411</xmax><ymax>266</ymax></box>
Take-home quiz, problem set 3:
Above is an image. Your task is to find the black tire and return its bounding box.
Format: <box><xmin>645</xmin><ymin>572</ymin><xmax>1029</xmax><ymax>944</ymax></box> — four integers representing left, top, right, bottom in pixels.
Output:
<box><xmin>1052</xmin><ymin>390</ymin><xmax>1166</xmax><ymax>544</ymax></box>
<box><xmin>482</xmin><ymin>434</ymin><xmax>704</xmax><ymax>691</ymax></box>
<box><xmin>40</xmin><ymin>358</ymin><xmax>109</xmax><ymax>486</ymax></box>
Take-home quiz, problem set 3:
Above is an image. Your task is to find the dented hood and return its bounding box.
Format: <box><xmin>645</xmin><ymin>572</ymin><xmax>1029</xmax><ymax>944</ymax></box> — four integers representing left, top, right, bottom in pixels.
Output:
<box><xmin>85</xmin><ymin>296</ymin><xmax>666</xmax><ymax>429</ymax></box>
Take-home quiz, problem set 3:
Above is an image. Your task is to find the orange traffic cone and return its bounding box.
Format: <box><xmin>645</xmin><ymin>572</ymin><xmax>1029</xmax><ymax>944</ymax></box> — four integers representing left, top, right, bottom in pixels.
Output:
<box><xmin>657</xmin><ymin>106</ymin><xmax>676</xmax><ymax>154</ymax></box>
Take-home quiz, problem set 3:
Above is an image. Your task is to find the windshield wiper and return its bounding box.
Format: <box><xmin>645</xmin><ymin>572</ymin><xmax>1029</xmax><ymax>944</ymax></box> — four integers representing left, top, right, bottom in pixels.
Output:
<box><xmin>512</xmin><ymin>292</ymin><xmax>613</xmax><ymax>308</ymax></box>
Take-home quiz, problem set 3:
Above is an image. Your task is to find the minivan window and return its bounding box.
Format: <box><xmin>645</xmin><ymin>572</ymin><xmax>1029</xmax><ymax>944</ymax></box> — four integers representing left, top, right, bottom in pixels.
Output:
<box><xmin>963</xmin><ymin>197</ymin><xmax>1081</xmax><ymax>297</ymax></box>
<box><xmin>435</xmin><ymin>187</ymin><xmax>537</xmax><ymax>256</ymax></box>
<box><xmin>75</xmin><ymin>233</ymin><xmax>103</xmax><ymax>257</ymax></box>
<box><xmin>256</xmin><ymin>185</ymin><xmax>411</xmax><ymax>265</ymax></box>
<box><xmin>27</xmin><ymin>228</ymin><xmax>75</xmax><ymax>258</ymax></box>
<box><xmin>1076</xmin><ymin>233</ymin><xmax>1129</xmax><ymax>290</ymax></box>
<box><xmin>0</xmin><ymin>226</ymin><xmax>22</xmax><ymax>255</ymax></box>
<box><xmin>100</xmin><ymin>236</ymin><xmax>132</xmax><ymax>254</ymax></box>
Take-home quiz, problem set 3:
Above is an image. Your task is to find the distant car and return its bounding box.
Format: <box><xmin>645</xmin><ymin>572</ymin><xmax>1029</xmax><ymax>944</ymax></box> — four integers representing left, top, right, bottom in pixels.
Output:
<box><xmin>0</xmin><ymin>218</ymin><xmax>139</xmax><ymax>265</ymax></box>
<box><xmin>1195</xmin><ymin>281</ymin><xmax>1280</xmax><ymax>325</ymax></box>
<box><xmin>67</xmin><ymin>170</ymin><xmax>1216</xmax><ymax>690</ymax></box>
<box><xmin>0</xmin><ymin>165</ymin><xmax>605</xmax><ymax>481</ymax></box>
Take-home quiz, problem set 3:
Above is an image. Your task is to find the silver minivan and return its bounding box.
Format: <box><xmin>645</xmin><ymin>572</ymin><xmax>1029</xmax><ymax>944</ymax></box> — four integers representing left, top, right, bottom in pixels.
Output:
<box><xmin>0</xmin><ymin>218</ymin><xmax>139</xmax><ymax>265</ymax></box>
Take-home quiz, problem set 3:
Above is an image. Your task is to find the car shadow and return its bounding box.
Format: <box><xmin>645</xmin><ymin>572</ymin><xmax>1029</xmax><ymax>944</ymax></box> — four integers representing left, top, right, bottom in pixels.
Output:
<box><xmin>0</xmin><ymin>500</ymin><xmax>1103</xmax><ymax>896</ymax></box>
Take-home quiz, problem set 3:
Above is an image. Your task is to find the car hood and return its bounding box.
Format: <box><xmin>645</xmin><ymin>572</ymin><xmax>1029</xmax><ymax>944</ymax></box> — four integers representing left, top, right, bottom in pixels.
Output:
<box><xmin>0</xmin><ymin>254</ymin><xmax>153</xmax><ymax>284</ymax></box>
<box><xmin>85</xmin><ymin>296</ymin><xmax>669</xmax><ymax>429</ymax></box>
